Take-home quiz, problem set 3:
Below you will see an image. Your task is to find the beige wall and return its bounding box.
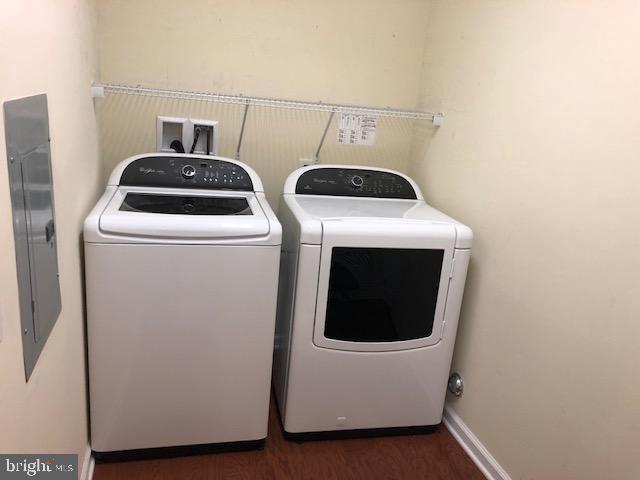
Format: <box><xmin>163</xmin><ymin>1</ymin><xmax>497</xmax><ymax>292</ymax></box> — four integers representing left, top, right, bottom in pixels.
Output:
<box><xmin>0</xmin><ymin>0</ymin><xmax>101</xmax><ymax>473</ymax></box>
<box><xmin>95</xmin><ymin>0</ymin><xmax>431</xmax><ymax>202</ymax></box>
<box><xmin>410</xmin><ymin>1</ymin><xmax>640</xmax><ymax>479</ymax></box>
<box><xmin>97</xmin><ymin>0</ymin><xmax>429</xmax><ymax>108</ymax></box>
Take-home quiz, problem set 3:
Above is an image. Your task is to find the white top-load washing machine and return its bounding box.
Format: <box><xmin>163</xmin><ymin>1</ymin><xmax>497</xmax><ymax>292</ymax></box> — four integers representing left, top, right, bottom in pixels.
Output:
<box><xmin>84</xmin><ymin>153</ymin><xmax>281</xmax><ymax>460</ymax></box>
<box><xmin>273</xmin><ymin>165</ymin><xmax>472</xmax><ymax>439</ymax></box>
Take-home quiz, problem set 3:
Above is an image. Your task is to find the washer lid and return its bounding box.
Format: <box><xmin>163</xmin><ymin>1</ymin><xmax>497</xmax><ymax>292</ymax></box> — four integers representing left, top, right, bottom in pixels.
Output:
<box><xmin>99</xmin><ymin>187</ymin><xmax>270</xmax><ymax>239</ymax></box>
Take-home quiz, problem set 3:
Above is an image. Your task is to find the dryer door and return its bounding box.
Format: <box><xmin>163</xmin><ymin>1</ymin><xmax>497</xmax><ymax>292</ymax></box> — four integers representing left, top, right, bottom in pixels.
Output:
<box><xmin>313</xmin><ymin>219</ymin><xmax>456</xmax><ymax>352</ymax></box>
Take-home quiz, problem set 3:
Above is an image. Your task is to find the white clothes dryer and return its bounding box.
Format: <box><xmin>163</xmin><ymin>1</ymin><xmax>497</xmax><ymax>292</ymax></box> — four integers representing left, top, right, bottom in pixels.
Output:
<box><xmin>84</xmin><ymin>154</ymin><xmax>281</xmax><ymax>460</ymax></box>
<box><xmin>273</xmin><ymin>165</ymin><xmax>472</xmax><ymax>439</ymax></box>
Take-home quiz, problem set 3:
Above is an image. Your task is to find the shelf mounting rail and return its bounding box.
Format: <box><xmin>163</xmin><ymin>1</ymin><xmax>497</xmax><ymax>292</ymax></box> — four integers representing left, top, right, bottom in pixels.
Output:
<box><xmin>93</xmin><ymin>83</ymin><xmax>443</xmax><ymax>123</ymax></box>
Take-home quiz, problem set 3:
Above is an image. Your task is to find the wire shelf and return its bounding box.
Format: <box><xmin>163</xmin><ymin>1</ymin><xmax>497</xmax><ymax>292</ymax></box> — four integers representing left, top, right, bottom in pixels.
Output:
<box><xmin>93</xmin><ymin>83</ymin><xmax>443</xmax><ymax>122</ymax></box>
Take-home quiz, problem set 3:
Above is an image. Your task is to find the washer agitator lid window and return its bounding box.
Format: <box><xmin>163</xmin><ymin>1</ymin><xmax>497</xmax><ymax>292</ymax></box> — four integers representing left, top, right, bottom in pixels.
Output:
<box><xmin>99</xmin><ymin>188</ymin><xmax>269</xmax><ymax>239</ymax></box>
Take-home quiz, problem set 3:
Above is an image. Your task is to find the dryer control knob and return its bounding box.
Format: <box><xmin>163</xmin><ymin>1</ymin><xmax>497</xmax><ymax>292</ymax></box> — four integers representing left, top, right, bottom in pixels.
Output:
<box><xmin>182</xmin><ymin>165</ymin><xmax>196</xmax><ymax>179</ymax></box>
<box><xmin>351</xmin><ymin>175</ymin><xmax>364</xmax><ymax>188</ymax></box>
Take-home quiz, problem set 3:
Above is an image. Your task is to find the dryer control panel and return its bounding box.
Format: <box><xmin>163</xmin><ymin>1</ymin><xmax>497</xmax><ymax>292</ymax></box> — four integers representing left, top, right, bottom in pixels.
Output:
<box><xmin>295</xmin><ymin>168</ymin><xmax>417</xmax><ymax>199</ymax></box>
<box><xmin>120</xmin><ymin>156</ymin><xmax>254</xmax><ymax>191</ymax></box>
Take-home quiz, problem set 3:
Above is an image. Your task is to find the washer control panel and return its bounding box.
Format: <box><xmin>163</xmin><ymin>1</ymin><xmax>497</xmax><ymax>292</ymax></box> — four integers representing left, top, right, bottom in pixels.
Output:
<box><xmin>295</xmin><ymin>168</ymin><xmax>417</xmax><ymax>199</ymax></box>
<box><xmin>120</xmin><ymin>156</ymin><xmax>254</xmax><ymax>191</ymax></box>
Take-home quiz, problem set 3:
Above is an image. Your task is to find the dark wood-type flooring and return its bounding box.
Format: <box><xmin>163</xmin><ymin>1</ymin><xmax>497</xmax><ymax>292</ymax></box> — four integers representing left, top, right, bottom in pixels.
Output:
<box><xmin>93</xmin><ymin>399</ymin><xmax>483</xmax><ymax>480</ymax></box>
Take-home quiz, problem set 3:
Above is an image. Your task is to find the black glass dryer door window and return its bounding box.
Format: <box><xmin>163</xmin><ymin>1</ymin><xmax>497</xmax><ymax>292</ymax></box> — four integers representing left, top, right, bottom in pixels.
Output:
<box><xmin>324</xmin><ymin>247</ymin><xmax>444</xmax><ymax>342</ymax></box>
<box><xmin>119</xmin><ymin>193</ymin><xmax>252</xmax><ymax>215</ymax></box>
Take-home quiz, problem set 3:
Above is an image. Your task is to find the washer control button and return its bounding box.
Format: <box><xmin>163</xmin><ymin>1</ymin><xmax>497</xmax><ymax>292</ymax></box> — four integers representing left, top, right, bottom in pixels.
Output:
<box><xmin>351</xmin><ymin>175</ymin><xmax>364</xmax><ymax>188</ymax></box>
<box><xmin>182</xmin><ymin>165</ymin><xmax>196</xmax><ymax>179</ymax></box>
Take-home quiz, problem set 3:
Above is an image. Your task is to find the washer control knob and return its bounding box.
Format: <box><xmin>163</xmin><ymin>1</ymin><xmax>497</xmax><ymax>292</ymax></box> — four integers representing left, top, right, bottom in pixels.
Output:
<box><xmin>351</xmin><ymin>175</ymin><xmax>364</xmax><ymax>188</ymax></box>
<box><xmin>182</xmin><ymin>165</ymin><xmax>196</xmax><ymax>179</ymax></box>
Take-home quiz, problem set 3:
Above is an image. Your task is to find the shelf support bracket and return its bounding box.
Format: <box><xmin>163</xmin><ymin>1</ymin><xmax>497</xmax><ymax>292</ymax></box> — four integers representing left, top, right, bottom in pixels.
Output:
<box><xmin>235</xmin><ymin>100</ymin><xmax>250</xmax><ymax>160</ymax></box>
<box><xmin>314</xmin><ymin>110</ymin><xmax>335</xmax><ymax>164</ymax></box>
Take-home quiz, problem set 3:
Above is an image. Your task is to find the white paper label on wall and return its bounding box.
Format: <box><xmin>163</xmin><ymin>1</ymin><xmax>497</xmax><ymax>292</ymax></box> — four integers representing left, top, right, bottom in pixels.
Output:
<box><xmin>337</xmin><ymin>113</ymin><xmax>377</xmax><ymax>145</ymax></box>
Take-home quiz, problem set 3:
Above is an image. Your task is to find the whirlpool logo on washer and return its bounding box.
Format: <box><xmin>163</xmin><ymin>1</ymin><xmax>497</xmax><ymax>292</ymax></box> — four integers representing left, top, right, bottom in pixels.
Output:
<box><xmin>138</xmin><ymin>167</ymin><xmax>166</xmax><ymax>175</ymax></box>
<box><xmin>0</xmin><ymin>455</ymin><xmax>76</xmax><ymax>479</ymax></box>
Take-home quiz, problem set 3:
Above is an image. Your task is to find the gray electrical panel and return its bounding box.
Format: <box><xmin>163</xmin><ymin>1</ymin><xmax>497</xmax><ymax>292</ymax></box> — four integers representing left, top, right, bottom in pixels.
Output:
<box><xmin>4</xmin><ymin>94</ymin><xmax>61</xmax><ymax>380</ymax></box>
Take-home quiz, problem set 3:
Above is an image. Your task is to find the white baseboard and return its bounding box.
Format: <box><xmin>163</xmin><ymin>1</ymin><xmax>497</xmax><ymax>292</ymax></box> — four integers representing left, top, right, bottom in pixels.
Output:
<box><xmin>79</xmin><ymin>444</ymin><xmax>94</xmax><ymax>480</ymax></box>
<box><xmin>443</xmin><ymin>404</ymin><xmax>511</xmax><ymax>480</ymax></box>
